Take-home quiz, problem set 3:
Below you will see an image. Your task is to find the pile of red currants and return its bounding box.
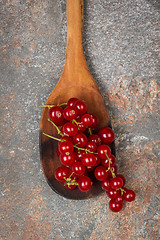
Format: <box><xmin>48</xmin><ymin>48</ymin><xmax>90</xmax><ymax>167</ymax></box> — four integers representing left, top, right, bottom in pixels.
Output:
<box><xmin>42</xmin><ymin>98</ymin><xmax>135</xmax><ymax>212</ymax></box>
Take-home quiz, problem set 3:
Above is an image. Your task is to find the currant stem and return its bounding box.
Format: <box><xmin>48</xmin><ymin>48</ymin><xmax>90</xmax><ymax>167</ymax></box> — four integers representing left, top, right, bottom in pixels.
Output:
<box><xmin>88</xmin><ymin>128</ymin><xmax>92</xmax><ymax>135</ymax></box>
<box><xmin>105</xmin><ymin>151</ymin><xmax>116</xmax><ymax>178</ymax></box>
<box><xmin>74</xmin><ymin>145</ymin><xmax>98</xmax><ymax>154</ymax></box>
<box><xmin>48</xmin><ymin>118</ymin><xmax>64</xmax><ymax>136</ymax></box>
<box><xmin>43</xmin><ymin>133</ymin><xmax>65</xmax><ymax>142</ymax></box>
<box><xmin>36</xmin><ymin>103</ymin><xmax>67</xmax><ymax>109</ymax></box>
<box><xmin>120</xmin><ymin>188</ymin><xmax>126</xmax><ymax>196</ymax></box>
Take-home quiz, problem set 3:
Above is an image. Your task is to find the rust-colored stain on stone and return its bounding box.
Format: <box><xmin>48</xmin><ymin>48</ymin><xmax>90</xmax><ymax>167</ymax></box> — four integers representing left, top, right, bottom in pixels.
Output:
<box><xmin>0</xmin><ymin>0</ymin><xmax>159</xmax><ymax>239</ymax></box>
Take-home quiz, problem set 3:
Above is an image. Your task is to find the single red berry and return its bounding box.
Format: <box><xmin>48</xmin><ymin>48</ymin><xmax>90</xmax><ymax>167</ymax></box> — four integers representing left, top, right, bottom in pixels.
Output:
<box><xmin>106</xmin><ymin>189</ymin><xmax>121</xmax><ymax>199</ymax></box>
<box><xmin>74</xmin><ymin>149</ymin><xmax>86</xmax><ymax>161</ymax></box>
<box><xmin>78</xmin><ymin>176</ymin><xmax>92</xmax><ymax>192</ymax></box>
<box><xmin>90</xmin><ymin>114</ymin><xmax>99</xmax><ymax>129</ymax></box>
<box><xmin>101</xmin><ymin>178</ymin><xmax>112</xmax><ymax>191</ymax></box>
<box><xmin>77</xmin><ymin>122</ymin><xmax>86</xmax><ymax>133</ymax></box>
<box><xmin>123</xmin><ymin>189</ymin><xmax>136</xmax><ymax>202</ymax></box>
<box><xmin>73</xmin><ymin>133</ymin><xmax>87</xmax><ymax>147</ymax></box>
<box><xmin>63</xmin><ymin>106</ymin><xmax>77</xmax><ymax>121</ymax></box>
<box><xmin>62</xmin><ymin>122</ymin><xmax>78</xmax><ymax>137</ymax></box>
<box><xmin>94</xmin><ymin>166</ymin><xmax>108</xmax><ymax>181</ymax></box>
<box><xmin>88</xmin><ymin>134</ymin><xmax>101</xmax><ymax>146</ymax></box>
<box><xmin>98</xmin><ymin>127</ymin><xmax>115</xmax><ymax>144</ymax></box>
<box><xmin>81</xmin><ymin>114</ymin><xmax>93</xmax><ymax>127</ymax></box>
<box><xmin>58</xmin><ymin>141</ymin><xmax>74</xmax><ymax>155</ymax></box>
<box><xmin>115</xmin><ymin>195</ymin><xmax>124</xmax><ymax>204</ymax></box>
<box><xmin>86</xmin><ymin>141</ymin><xmax>97</xmax><ymax>152</ymax></box>
<box><xmin>116</xmin><ymin>174</ymin><xmax>126</xmax><ymax>186</ymax></box>
<box><xmin>59</xmin><ymin>152</ymin><xmax>76</xmax><ymax>166</ymax></box>
<box><xmin>94</xmin><ymin>155</ymin><xmax>101</xmax><ymax>166</ymax></box>
<box><xmin>101</xmin><ymin>154</ymin><xmax>116</xmax><ymax>168</ymax></box>
<box><xmin>108</xmin><ymin>165</ymin><xmax>118</xmax><ymax>177</ymax></box>
<box><xmin>58</xmin><ymin>136</ymin><xmax>73</xmax><ymax>148</ymax></box>
<box><xmin>74</xmin><ymin>100</ymin><xmax>87</xmax><ymax>115</ymax></box>
<box><xmin>109</xmin><ymin>199</ymin><xmax>123</xmax><ymax>212</ymax></box>
<box><xmin>97</xmin><ymin>144</ymin><xmax>111</xmax><ymax>159</ymax></box>
<box><xmin>48</xmin><ymin>106</ymin><xmax>66</xmax><ymax>126</ymax></box>
<box><xmin>68</xmin><ymin>98</ymin><xmax>79</xmax><ymax>107</ymax></box>
<box><xmin>64</xmin><ymin>184</ymin><xmax>77</xmax><ymax>190</ymax></box>
<box><xmin>71</xmin><ymin>162</ymin><xmax>85</xmax><ymax>176</ymax></box>
<box><xmin>54</xmin><ymin>166</ymin><xmax>71</xmax><ymax>182</ymax></box>
<box><xmin>110</xmin><ymin>177</ymin><xmax>124</xmax><ymax>189</ymax></box>
<box><xmin>82</xmin><ymin>153</ymin><xmax>97</xmax><ymax>167</ymax></box>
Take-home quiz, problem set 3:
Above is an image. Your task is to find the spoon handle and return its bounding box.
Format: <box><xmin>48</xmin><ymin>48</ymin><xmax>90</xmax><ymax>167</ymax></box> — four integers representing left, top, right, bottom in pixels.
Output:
<box><xmin>65</xmin><ymin>0</ymin><xmax>84</xmax><ymax>63</ymax></box>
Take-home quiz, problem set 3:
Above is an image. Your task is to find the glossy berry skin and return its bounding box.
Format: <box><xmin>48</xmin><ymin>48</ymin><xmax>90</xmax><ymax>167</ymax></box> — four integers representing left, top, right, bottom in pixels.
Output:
<box><xmin>81</xmin><ymin>114</ymin><xmax>93</xmax><ymax>127</ymax></box>
<box><xmin>71</xmin><ymin>162</ymin><xmax>85</xmax><ymax>176</ymax></box>
<box><xmin>115</xmin><ymin>195</ymin><xmax>124</xmax><ymax>204</ymax></box>
<box><xmin>74</xmin><ymin>100</ymin><xmax>87</xmax><ymax>115</ymax></box>
<box><xmin>77</xmin><ymin>122</ymin><xmax>86</xmax><ymax>133</ymax></box>
<box><xmin>48</xmin><ymin>106</ymin><xmax>66</xmax><ymax>126</ymax></box>
<box><xmin>60</xmin><ymin>152</ymin><xmax>76</xmax><ymax>166</ymax></box>
<box><xmin>109</xmin><ymin>199</ymin><xmax>123</xmax><ymax>212</ymax></box>
<box><xmin>54</xmin><ymin>166</ymin><xmax>71</xmax><ymax>182</ymax></box>
<box><xmin>94</xmin><ymin>166</ymin><xmax>109</xmax><ymax>181</ymax></box>
<box><xmin>62</xmin><ymin>122</ymin><xmax>78</xmax><ymax>137</ymax></box>
<box><xmin>94</xmin><ymin>155</ymin><xmax>101</xmax><ymax>166</ymax></box>
<box><xmin>101</xmin><ymin>154</ymin><xmax>116</xmax><ymax>168</ymax></box>
<box><xmin>110</xmin><ymin>177</ymin><xmax>124</xmax><ymax>189</ymax></box>
<box><xmin>78</xmin><ymin>176</ymin><xmax>92</xmax><ymax>192</ymax></box>
<box><xmin>58</xmin><ymin>141</ymin><xmax>74</xmax><ymax>155</ymax></box>
<box><xmin>82</xmin><ymin>153</ymin><xmax>97</xmax><ymax>167</ymax></box>
<box><xmin>90</xmin><ymin>114</ymin><xmax>99</xmax><ymax>129</ymax></box>
<box><xmin>58</xmin><ymin>136</ymin><xmax>73</xmax><ymax>148</ymax></box>
<box><xmin>68</xmin><ymin>98</ymin><xmax>79</xmax><ymax>107</ymax></box>
<box><xmin>106</xmin><ymin>189</ymin><xmax>121</xmax><ymax>199</ymax></box>
<box><xmin>74</xmin><ymin>149</ymin><xmax>86</xmax><ymax>161</ymax></box>
<box><xmin>73</xmin><ymin>133</ymin><xmax>87</xmax><ymax>147</ymax></box>
<box><xmin>97</xmin><ymin>145</ymin><xmax>111</xmax><ymax>159</ymax></box>
<box><xmin>88</xmin><ymin>134</ymin><xmax>101</xmax><ymax>146</ymax></box>
<box><xmin>64</xmin><ymin>184</ymin><xmax>77</xmax><ymax>190</ymax></box>
<box><xmin>108</xmin><ymin>165</ymin><xmax>118</xmax><ymax>177</ymax></box>
<box><xmin>63</xmin><ymin>106</ymin><xmax>77</xmax><ymax>121</ymax></box>
<box><xmin>98</xmin><ymin>127</ymin><xmax>115</xmax><ymax>144</ymax></box>
<box><xmin>86</xmin><ymin>141</ymin><xmax>97</xmax><ymax>152</ymax></box>
<box><xmin>101</xmin><ymin>178</ymin><xmax>112</xmax><ymax>191</ymax></box>
<box><xmin>123</xmin><ymin>189</ymin><xmax>136</xmax><ymax>202</ymax></box>
<box><xmin>116</xmin><ymin>174</ymin><xmax>126</xmax><ymax>186</ymax></box>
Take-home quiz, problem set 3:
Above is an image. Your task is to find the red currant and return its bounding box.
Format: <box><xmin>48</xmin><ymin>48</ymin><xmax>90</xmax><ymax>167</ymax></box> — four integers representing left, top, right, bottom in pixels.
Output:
<box><xmin>98</xmin><ymin>127</ymin><xmax>115</xmax><ymax>144</ymax></box>
<box><xmin>94</xmin><ymin>166</ymin><xmax>108</xmax><ymax>181</ymax></box>
<box><xmin>123</xmin><ymin>189</ymin><xmax>136</xmax><ymax>202</ymax></box>
<box><xmin>109</xmin><ymin>199</ymin><xmax>123</xmax><ymax>212</ymax></box>
<box><xmin>73</xmin><ymin>133</ymin><xmax>87</xmax><ymax>147</ymax></box>
<box><xmin>82</xmin><ymin>153</ymin><xmax>97</xmax><ymax>167</ymax></box>
<box><xmin>60</xmin><ymin>152</ymin><xmax>76</xmax><ymax>166</ymax></box>
<box><xmin>106</xmin><ymin>189</ymin><xmax>121</xmax><ymax>199</ymax></box>
<box><xmin>63</xmin><ymin>106</ymin><xmax>77</xmax><ymax>121</ymax></box>
<box><xmin>97</xmin><ymin>145</ymin><xmax>111</xmax><ymax>159</ymax></box>
<box><xmin>74</xmin><ymin>149</ymin><xmax>86</xmax><ymax>161</ymax></box>
<box><xmin>58</xmin><ymin>141</ymin><xmax>74</xmax><ymax>155</ymax></box>
<box><xmin>88</xmin><ymin>134</ymin><xmax>101</xmax><ymax>146</ymax></box>
<box><xmin>90</xmin><ymin>114</ymin><xmax>99</xmax><ymax>128</ymax></box>
<box><xmin>116</xmin><ymin>174</ymin><xmax>126</xmax><ymax>186</ymax></box>
<box><xmin>78</xmin><ymin>176</ymin><xmax>92</xmax><ymax>192</ymax></box>
<box><xmin>94</xmin><ymin>155</ymin><xmax>101</xmax><ymax>166</ymax></box>
<box><xmin>101</xmin><ymin>154</ymin><xmax>116</xmax><ymax>168</ymax></box>
<box><xmin>108</xmin><ymin>165</ymin><xmax>118</xmax><ymax>177</ymax></box>
<box><xmin>58</xmin><ymin>136</ymin><xmax>73</xmax><ymax>148</ymax></box>
<box><xmin>71</xmin><ymin>162</ymin><xmax>85</xmax><ymax>176</ymax></box>
<box><xmin>101</xmin><ymin>178</ymin><xmax>112</xmax><ymax>191</ymax></box>
<box><xmin>68</xmin><ymin>98</ymin><xmax>79</xmax><ymax>107</ymax></box>
<box><xmin>62</xmin><ymin>122</ymin><xmax>78</xmax><ymax>137</ymax></box>
<box><xmin>74</xmin><ymin>100</ymin><xmax>87</xmax><ymax>115</ymax></box>
<box><xmin>86</xmin><ymin>141</ymin><xmax>97</xmax><ymax>152</ymax></box>
<box><xmin>110</xmin><ymin>177</ymin><xmax>124</xmax><ymax>189</ymax></box>
<box><xmin>48</xmin><ymin>106</ymin><xmax>66</xmax><ymax>126</ymax></box>
<box><xmin>81</xmin><ymin>114</ymin><xmax>93</xmax><ymax>127</ymax></box>
<box><xmin>115</xmin><ymin>195</ymin><xmax>124</xmax><ymax>204</ymax></box>
<box><xmin>54</xmin><ymin>166</ymin><xmax>71</xmax><ymax>182</ymax></box>
<box><xmin>56</xmin><ymin>147</ymin><xmax>60</xmax><ymax>157</ymax></box>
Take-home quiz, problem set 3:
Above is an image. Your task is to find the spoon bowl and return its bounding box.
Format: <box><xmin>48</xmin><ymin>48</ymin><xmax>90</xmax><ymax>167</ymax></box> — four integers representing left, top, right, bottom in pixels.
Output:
<box><xmin>39</xmin><ymin>0</ymin><xmax>114</xmax><ymax>199</ymax></box>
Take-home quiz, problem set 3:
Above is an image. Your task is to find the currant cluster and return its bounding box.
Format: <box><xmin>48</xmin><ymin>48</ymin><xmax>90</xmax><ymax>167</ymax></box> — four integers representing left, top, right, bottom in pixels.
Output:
<box><xmin>41</xmin><ymin>98</ymin><xmax>135</xmax><ymax>212</ymax></box>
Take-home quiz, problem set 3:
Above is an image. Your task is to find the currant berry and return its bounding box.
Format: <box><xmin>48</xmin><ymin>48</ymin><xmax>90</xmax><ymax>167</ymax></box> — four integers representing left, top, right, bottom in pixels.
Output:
<box><xmin>58</xmin><ymin>136</ymin><xmax>73</xmax><ymax>148</ymax></box>
<box><xmin>48</xmin><ymin>106</ymin><xmax>66</xmax><ymax>126</ymax></box>
<box><xmin>68</xmin><ymin>98</ymin><xmax>79</xmax><ymax>107</ymax></box>
<box><xmin>73</xmin><ymin>133</ymin><xmax>87</xmax><ymax>147</ymax></box>
<box><xmin>74</xmin><ymin>100</ymin><xmax>87</xmax><ymax>115</ymax></box>
<box><xmin>94</xmin><ymin>166</ymin><xmax>109</xmax><ymax>181</ymax></box>
<box><xmin>82</xmin><ymin>153</ymin><xmax>97</xmax><ymax>167</ymax></box>
<box><xmin>60</xmin><ymin>152</ymin><xmax>76</xmax><ymax>166</ymax></box>
<box><xmin>110</xmin><ymin>177</ymin><xmax>124</xmax><ymax>189</ymax></box>
<box><xmin>62</xmin><ymin>122</ymin><xmax>78</xmax><ymax>137</ymax></box>
<box><xmin>115</xmin><ymin>195</ymin><xmax>124</xmax><ymax>204</ymax></box>
<box><xmin>56</xmin><ymin>147</ymin><xmax>60</xmax><ymax>157</ymax></box>
<box><xmin>101</xmin><ymin>154</ymin><xmax>116</xmax><ymax>168</ymax></box>
<box><xmin>106</xmin><ymin>189</ymin><xmax>121</xmax><ymax>199</ymax></box>
<box><xmin>63</xmin><ymin>106</ymin><xmax>77</xmax><ymax>121</ymax></box>
<box><xmin>78</xmin><ymin>176</ymin><xmax>92</xmax><ymax>192</ymax></box>
<box><xmin>123</xmin><ymin>189</ymin><xmax>136</xmax><ymax>202</ymax></box>
<box><xmin>71</xmin><ymin>162</ymin><xmax>85</xmax><ymax>176</ymax></box>
<box><xmin>86</xmin><ymin>141</ymin><xmax>97</xmax><ymax>152</ymax></box>
<box><xmin>94</xmin><ymin>155</ymin><xmax>101</xmax><ymax>166</ymax></box>
<box><xmin>81</xmin><ymin>114</ymin><xmax>93</xmax><ymax>127</ymax></box>
<box><xmin>109</xmin><ymin>199</ymin><xmax>123</xmax><ymax>212</ymax></box>
<box><xmin>101</xmin><ymin>178</ymin><xmax>112</xmax><ymax>191</ymax></box>
<box><xmin>97</xmin><ymin>145</ymin><xmax>111</xmax><ymax>159</ymax></box>
<box><xmin>74</xmin><ymin>149</ymin><xmax>86</xmax><ymax>161</ymax></box>
<box><xmin>88</xmin><ymin>134</ymin><xmax>101</xmax><ymax>146</ymax></box>
<box><xmin>90</xmin><ymin>114</ymin><xmax>99</xmax><ymax>129</ymax></box>
<box><xmin>58</xmin><ymin>141</ymin><xmax>74</xmax><ymax>155</ymax></box>
<box><xmin>54</xmin><ymin>166</ymin><xmax>71</xmax><ymax>182</ymax></box>
<box><xmin>98</xmin><ymin>127</ymin><xmax>115</xmax><ymax>144</ymax></box>
<box><xmin>108</xmin><ymin>165</ymin><xmax>118</xmax><ymax>177</ymax></box>
<box><xmin>116</xmin><ymin>174</ymin><xmax>126</xmax><ymax>186</ymax></box>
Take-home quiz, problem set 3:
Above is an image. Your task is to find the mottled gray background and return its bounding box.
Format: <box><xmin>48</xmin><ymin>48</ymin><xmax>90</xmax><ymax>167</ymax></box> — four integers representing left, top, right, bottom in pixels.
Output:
<box><xmin>0</xmin><ymin>0</ymin><xmax>159</xmax><ymax>239</ymax></box>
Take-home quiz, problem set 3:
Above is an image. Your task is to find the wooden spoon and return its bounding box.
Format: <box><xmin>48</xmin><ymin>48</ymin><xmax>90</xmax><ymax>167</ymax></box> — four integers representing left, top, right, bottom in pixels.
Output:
<box><xmin>39</xmin><ymin>0</ymin><xmax>114</xmax><ymax>200</ymax></box>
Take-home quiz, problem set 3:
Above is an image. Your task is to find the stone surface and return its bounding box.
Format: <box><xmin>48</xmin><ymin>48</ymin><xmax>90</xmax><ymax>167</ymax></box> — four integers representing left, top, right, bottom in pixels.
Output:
<box><xmin>0</xmin><ymin>0</ymin><xmax>159</xmax><ymax>239</ymax></box>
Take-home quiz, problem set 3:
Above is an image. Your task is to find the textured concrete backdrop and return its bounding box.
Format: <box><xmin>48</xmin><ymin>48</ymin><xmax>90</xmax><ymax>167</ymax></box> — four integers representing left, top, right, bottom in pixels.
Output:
<box><xmin>0</xmin><ymin>0</ymin><xmax>159</xmax><ymax>239</ymax></box>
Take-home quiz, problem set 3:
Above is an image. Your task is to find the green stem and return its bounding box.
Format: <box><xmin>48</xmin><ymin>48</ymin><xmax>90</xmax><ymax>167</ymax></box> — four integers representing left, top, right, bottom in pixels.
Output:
<box><xmin>105</xmin><ymin>151</ymin><xmax>116</xmax><ymax>178</ymax></box>
<box><xmin>43</xmin><ymin>133</ymin><xmax>65</xmax><ymax>142</ymax></box>
<box><xmin>74</xmin><ymin>145</ymin><xmax>98</xmax><ymax>154</ymax></box>
<box><xmin>48</xmin><ymin>118</ymin><xmax>64</xmax><ymax>136</ymax></box>
<box><xmin>36</xmin><ymin>103</ymin><xmax>67</xmax><ymax>109</ymax></box>
<box><xmin>88</xmin><ymin>128</ymin><xmax>92</xmax><ymax>135</ymax></box>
